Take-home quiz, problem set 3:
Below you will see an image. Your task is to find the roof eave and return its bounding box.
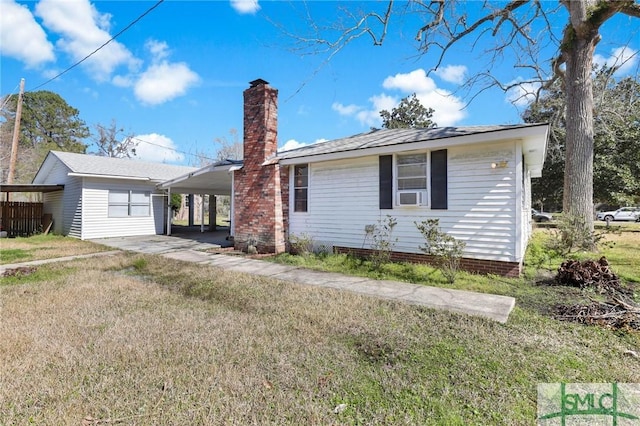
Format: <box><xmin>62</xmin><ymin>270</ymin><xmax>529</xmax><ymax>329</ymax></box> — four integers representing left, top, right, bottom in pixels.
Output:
<box><xmin>279</xmin><ymin>124</ymin><xmax>550</xmax><ymax>165</ymax></box>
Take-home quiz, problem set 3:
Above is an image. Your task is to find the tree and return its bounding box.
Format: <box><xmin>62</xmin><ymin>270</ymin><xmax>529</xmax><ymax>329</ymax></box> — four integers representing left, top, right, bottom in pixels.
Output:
<box><xmin>525</xmin><ymin>67</ymin><xmax>640</xmax><ymax>209</ymax></box>
<box><xmin>380</xmin><ymin>93</ymin><xmax>437</xmax><ymax>129</ymax></box>
<box><xmin>0</xmin><ymin>91</ymin><xmax>89</xmax><ymax>183</ymax></box>
<box><xmin>92</xmin><ymin>120</ymin><xmax>138</xmax><ymax>158</ymax></box>
<box><xmin>291</xmin><ymin>1</ymin><xmax>640</xmax><ymax>241</ymax></box>
<box><xmin>214</xmin><ymin>128</ymin><xmax>243</xmax><ymax>161</ymax></box>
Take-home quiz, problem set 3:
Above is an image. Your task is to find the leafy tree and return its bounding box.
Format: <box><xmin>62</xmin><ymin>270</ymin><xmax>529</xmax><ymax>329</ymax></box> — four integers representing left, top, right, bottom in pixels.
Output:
<box><xmin>4</xmin><ymin>91</ymin><xmax>89</xmax><ymax>152</ymax></box>
<box><xmin>380</xmin><ymin>93</ymin><xmax>437</xmax><ymax>129</ymax></box>
<box><xmin>170</xmin><ymin>193</ymin><xmax>183</xmax><ymax>213</ymax></box>
<box><xmin>525</xmin><ymin>68</ymin><xmax>640</xmax><ymax>209</ymax></box>
<box><xmin>290</xmin><ymin>1</ymin><xmax>640</xmax><ymax>242</ymax></box>
<box><xmin>92</xmin><ymin>120</ymin><xmax>138</xmax><ymax>158</ymax></box>
<box><xmin>0</xmin><ymin>91</ymin><xmax>89</xmax><ymax>183</ymax></box>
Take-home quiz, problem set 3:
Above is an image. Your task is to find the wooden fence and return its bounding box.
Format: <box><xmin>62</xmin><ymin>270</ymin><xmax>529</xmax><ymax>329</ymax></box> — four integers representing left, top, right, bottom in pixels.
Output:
<box><xmin>0</xmin><ymin>202</ymin><xmax>44</xmax><ymax>237</ymax></box>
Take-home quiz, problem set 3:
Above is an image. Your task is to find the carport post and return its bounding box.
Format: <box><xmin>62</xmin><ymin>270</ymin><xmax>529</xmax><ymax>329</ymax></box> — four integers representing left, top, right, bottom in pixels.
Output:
<box><xmin>200</xmin><ymin>194</ymin><xmax>205</xmax><ymax>233</ymax></box>
<box><xmin>166</xmin><ymin>187</ymin><xmax>172</xmax><ymax>236</ymax></box>
<box><xmin>209</xmin><ymin>195</ymin><xmax>216</xmax><ymax>231</ymax></box>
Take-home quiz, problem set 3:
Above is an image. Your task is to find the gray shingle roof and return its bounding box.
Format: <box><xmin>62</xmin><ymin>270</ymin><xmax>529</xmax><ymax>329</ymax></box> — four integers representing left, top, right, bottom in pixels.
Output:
<box><xmin>277</xmin><ymin>124</ymin><xmax>547</xmax><ymax>160</ymax></box>
<box><xmin>50</xmin><ymin>151</ymin><xmax>197</xmax><ymax>181</ymax></box>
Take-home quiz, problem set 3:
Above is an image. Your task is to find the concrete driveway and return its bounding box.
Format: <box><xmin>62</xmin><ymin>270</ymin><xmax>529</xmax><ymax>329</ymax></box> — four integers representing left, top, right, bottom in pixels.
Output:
<box><xmin>89</xmin><ymin>227</ymin><xmax>233</xmax><ymax>255</ymax></box>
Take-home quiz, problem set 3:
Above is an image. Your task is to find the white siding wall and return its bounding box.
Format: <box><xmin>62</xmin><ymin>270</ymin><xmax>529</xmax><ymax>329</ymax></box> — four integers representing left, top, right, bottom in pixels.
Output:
<box><xmin>37</xmin><ymin>159</ymin><xmax>81</xmax><ymax>237</ymax></box>
<box><xmin>289</xmin><ymin>140</ymin><xmax>526</xmax><ymax>263</ymax></box>
<box><xmin>80</xmin><ymin>179</ymin><xmax>165</xmax><ymax>240</ymax></box>
<box><xmin>66</xmin><ymin>177</ymin><xmax>83</xmax><ymax>238</ymax></box>
<box><xmin>42</xmin><ymin>191</ymin><xmax>63</xmax><ymax>234</ymax></box>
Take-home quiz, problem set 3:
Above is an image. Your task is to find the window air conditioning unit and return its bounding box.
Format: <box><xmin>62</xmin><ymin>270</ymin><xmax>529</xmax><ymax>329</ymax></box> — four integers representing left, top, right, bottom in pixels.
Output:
<box><xmin>398</xmin><ymin>191</ymin><xmax>422</xmax><ymax>206</ymax></box>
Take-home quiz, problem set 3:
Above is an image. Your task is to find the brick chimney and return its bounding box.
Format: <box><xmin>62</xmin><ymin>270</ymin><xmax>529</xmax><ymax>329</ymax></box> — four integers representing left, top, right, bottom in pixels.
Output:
<box><xmin>233</xmin><ymin>79</ymin><xmax>286</xmax><ymax>253</ymax></box>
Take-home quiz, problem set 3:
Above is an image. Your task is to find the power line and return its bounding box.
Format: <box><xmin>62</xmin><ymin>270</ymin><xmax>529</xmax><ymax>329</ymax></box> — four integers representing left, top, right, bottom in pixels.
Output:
<box><xmin>0</xmin><ymin>82</ymin><xmax>21</xmax><ymax>111</ymax></box>
<box><xmin>30</xmin><ymin>0</ymin><xmax>165</xmax><ymax>91</ymax></box>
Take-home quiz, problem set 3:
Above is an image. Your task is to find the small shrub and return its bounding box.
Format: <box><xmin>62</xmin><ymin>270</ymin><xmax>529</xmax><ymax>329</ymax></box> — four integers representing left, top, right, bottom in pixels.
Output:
<box><xmin>131</xmin><ymin>257</ymin><xmax>148</xmax><ymax>271</ymax></box>
<box><xmin>546</xmin><ymin>214</ymin><xmax>614</xmax><ymax>256</ymax></box>
<box><xmin>366</xmin><ymin>216</ymin><xmax>398</xmax><ymax>270</ymax></box>
<box><xmin>289</xmin><ymin>233</ymin><xmax>315</xmax><ymax>256</ymax></box>
<box><xmin>415</xmin><ymin>219</ymin><xmax>466</xmax><ymax>283</ymax></box>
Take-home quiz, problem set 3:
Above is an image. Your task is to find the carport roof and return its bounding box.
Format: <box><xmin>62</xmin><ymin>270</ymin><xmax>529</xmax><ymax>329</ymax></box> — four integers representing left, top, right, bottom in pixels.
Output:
<box><xmin>1</xmin><ymin>184</ymin><xmax>64</xmax><ymax>193</ymax></box>
<box><xmin>158</xmin><ymin>159</ymin><xmax>241</xmax><ymax>195</ymax></box>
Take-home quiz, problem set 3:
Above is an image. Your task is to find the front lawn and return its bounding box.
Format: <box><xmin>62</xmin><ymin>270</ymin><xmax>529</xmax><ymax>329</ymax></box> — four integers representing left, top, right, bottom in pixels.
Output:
<box><xmin>0</xmin><ymin>229</ymin><xmax>638</xmax><ymax>424</ymax></box>
<box><xmin>0</xmin><ymin>234</ymin><xmax>110</xmax><ymax>265</ymax></box>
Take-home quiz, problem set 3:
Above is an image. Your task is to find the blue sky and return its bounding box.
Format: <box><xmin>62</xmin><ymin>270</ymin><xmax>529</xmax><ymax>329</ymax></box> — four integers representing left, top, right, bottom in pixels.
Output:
<box><xmin>1</xmin><ymin>0</ymin><xmax>638</xmax><ymax>166</ymax></box>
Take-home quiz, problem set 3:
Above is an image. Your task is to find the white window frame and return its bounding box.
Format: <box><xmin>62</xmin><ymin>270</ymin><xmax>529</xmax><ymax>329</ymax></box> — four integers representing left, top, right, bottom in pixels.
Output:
<box><xmin>395</xmin><ymin>152</ymin><xmax>428</xmax><ymax>206</ymax></box>
<box><xmin>292</xmin><ymin>164</ymin><xmax>309</xmax><ymax>213</ymax></box>
<box><xmin>108</xmin><ymin>190</ymin><xmax>151</xmax><ymax>217</ymax></box>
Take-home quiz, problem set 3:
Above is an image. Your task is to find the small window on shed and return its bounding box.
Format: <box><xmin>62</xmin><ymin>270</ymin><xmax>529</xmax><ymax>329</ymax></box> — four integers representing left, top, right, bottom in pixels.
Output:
<box><xmin>108</xmin><ymin>190</ymin><xmax>151</xmax><ymax>217</ymax></box>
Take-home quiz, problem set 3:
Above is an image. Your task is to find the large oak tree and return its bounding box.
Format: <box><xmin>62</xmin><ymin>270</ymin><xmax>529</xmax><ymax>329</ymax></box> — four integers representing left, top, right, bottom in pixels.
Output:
<box><xmin>525</xmin><ymin>67</ymin><xmax>640</xmax><ymax>210</ymax></box>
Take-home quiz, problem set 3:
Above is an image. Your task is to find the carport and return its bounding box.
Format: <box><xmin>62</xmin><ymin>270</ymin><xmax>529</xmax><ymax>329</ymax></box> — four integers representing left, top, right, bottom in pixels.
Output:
<box><xmin>157</xmin><ymin>159</ymin><xmax>241</xmax><ymax>236</ymax></box>
<box><xmin>1</xmin><ymin>184</ymin><xmax>64</xmax><ymax>237</ymax></box>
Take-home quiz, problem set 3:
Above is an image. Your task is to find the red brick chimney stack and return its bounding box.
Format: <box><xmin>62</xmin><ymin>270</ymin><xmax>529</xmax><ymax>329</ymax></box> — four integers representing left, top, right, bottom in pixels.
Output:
<box><xmin>233</xmin><ymin>79</ymin><xmax>286</xmax><ymax>253</ymax></box>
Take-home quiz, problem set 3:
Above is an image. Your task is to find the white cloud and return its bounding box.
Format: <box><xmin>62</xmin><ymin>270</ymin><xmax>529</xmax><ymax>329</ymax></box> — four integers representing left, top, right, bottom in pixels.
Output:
<box><xmin>35</xmin><ymin>0</ymin><xmax>137</xmax><ymax>80</ymax></box>
<box><xmin>134</xmin><ymin>62</ymin><xmax>200</xmax><ymax>105</ymax></box>
<box><xmin>433</xmin><ymin>65</ymin><xmax>467</xmax><ymax>85</ymax></box>
<box><xmin>146</xmin><ymin>39</ymin><xmax>170</xmax><ymax>61</ymax></box>
<box><xmin>280</xmin><ymin>139</ymin><xmax>308</xmax><ymax>151</ymax></box>
<box><xmin>230</xmin><ymin>0</ymin><xmax>260</xmax><ymax>14</ymax></box>
<box><xmin>505</xmin><ymin>79</ymin><xmax>542</xmax><ymax>107</ymax></box>
<box><xmin>0</xmin><ymin>0</ymin><xmax>55</xmax><ymax>67</ymax></box>
<box><xmin>133</xmin><ymin>133</ymin><xmax>184</xmax><ymax>163</ymax></box>
<box><xmin>335</xmin><ymin>69</ymin><xmax>466</xmax><ymax>128</ymax></box>
<box><xmin>383</xmin><ymin>69</ymin><xmax>437</xmax><ymax>93</ymax></box>
<box><xmin>593</xmin><ymin>46</ymin><xmax>638</xmax><ymax>75</ymax></box>
<box><xmin>131</xmin><ymin>39</ymin><xmax>199</xmax><ymax>105</ymax></box>
<box><xmin>332</xmin><ymin>102</ymin><xmax>361</xmax><ymax>116</ymax></box>
<box><xmin>356</xmin><ymin>93</ymin><xmax>397</xmax><ymax>127</ymax></box>
<box><xmin>279</xmin><ymin>138</ymin><xmax>327</xmax><ymax>152</ymax></box>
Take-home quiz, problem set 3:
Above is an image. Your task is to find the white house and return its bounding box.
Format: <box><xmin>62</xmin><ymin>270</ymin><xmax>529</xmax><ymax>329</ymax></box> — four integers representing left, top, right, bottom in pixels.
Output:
<box><xmin>220</xmin><ymin>79</ymin><xmax>549</xmax><ymax>277</ymax></box>
<box><xmin>275</xmin><ymin>124</ymin><xmax>548</xmax><ymax>277</ymax></box>
<box><xmin>32</xmin><ymin>151</ymin><xmax>196</xmax><ymax>239</ymax></box>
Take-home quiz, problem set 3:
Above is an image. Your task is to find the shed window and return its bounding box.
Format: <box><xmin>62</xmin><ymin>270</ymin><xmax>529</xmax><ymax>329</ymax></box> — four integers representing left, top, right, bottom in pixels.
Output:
<box><xmin>294</xmin><ymin>164</ymin><xmax>308</xmax><ymax>212</ymax></box>
<box><xmin>108</xmin><ymin>190</ymin><xmax>151</xmax><ymax>217</ymax></box>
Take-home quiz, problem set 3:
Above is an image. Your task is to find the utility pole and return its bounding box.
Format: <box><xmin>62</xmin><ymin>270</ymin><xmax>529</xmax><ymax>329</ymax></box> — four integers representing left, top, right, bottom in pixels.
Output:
<box><xmin>7</xmin><ymin>78</ymin><xmax>25</xmax><ymax>185</ymax></box>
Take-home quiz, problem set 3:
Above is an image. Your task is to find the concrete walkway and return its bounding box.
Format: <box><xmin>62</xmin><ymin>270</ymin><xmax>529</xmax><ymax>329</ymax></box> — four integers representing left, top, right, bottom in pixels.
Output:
<box><xmin>2</xmin><ymin>235</ymin><xmax>516</xmax><ymax>323</ymax></box>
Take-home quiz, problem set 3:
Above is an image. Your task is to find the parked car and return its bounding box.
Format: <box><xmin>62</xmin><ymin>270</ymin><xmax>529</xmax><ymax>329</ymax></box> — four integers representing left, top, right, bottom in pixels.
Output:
<box><xmin>531</xmin><ymin>209</ymin><xmax>553</xmax><ymax>222</ymax></box>
<box><xmin>596</xmin><ymin>207</ymin><xmax>640</xmax><ymax>222</ymax></box>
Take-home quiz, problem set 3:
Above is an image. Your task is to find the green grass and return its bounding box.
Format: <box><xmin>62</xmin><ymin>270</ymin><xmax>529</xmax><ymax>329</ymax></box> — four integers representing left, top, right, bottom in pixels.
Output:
<box><xmin>1</xmin><ymin>230</ymin><xmax>638</xmax><ymax>424</ymax></box>
<box><xmin>0</xmin><ymin>234</ymin><xmax>109</xmax><ymax>265</ymax></box>
<box><xmin>272</xmin><ymin>229</ymin><xmax>640</xmax><ymax>317</ymax></box>
<box><xmin>0</xmin><ymin>248</ymin><xmax>31</xmax><ymax>263</ymax></box>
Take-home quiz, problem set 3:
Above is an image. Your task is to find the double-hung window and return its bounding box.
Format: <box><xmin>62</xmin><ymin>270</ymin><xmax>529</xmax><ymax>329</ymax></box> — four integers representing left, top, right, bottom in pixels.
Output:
<box><xmin>293</xmin><ymin>164</ymin><xmax>308</xmax><ymax>212</ymax></box>
<box><xmin>396</xmin><ymin>153</ymin><xmax>427</xmax><ymax>205</ymax></box>
<box><xmin>108</xmin><ymin>190</ymin><xmax>151</xmax><ymax>217</ymax></box>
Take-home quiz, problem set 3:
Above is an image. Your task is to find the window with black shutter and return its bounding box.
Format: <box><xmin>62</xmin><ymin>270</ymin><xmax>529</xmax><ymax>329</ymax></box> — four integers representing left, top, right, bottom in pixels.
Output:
<box><xmin>379</xmin><ymin>155</ymin><xmax>393</xmax><ymax>209</ymax></box>
<box><xmin>430</xmin><ymin>149</ymin><xmax>448</xmax><ymax>209</ymax></box>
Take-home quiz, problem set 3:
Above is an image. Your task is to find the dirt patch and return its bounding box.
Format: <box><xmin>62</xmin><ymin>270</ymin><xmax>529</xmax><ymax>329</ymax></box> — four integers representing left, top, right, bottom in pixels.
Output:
<box><xmin>2</xmin><ymin>266</ymin><xmax>37</xmax><ymax>278</ymax></box>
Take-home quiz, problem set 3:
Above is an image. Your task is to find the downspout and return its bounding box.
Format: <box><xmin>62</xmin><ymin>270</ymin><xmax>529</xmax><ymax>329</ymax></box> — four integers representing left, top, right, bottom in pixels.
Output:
<box><xmin>229</xmin><ymin>166</ymin><xmax>242</xmax><ymax>237</ymax></box>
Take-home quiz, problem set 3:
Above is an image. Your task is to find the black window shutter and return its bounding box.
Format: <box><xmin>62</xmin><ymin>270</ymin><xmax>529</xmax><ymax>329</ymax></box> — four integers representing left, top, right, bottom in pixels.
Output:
<box><xmin>431</xmin><ymin>149</ymin><xmax>447</xmax><ymax>209</ymax></box>
<box><xmin>379</xmin><ymin>155</ymin><xmax>393</xmax><ymax>209</ymax></box>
